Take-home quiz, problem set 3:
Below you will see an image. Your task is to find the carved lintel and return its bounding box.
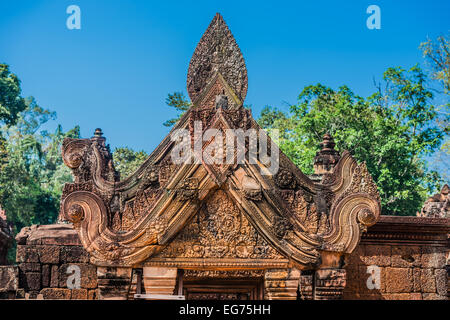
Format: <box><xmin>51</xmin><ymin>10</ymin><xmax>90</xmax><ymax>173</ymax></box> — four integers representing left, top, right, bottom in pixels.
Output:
<box><xmin>97</xmin><ymin>266</ymin><xmax>132</xmax><ymax>300</ymax></box>
<box><xmin>183</xmin><ymin>269</ymin><xmax>265</xmax><ymax>279</ymax></box>
<box><xmin>313</xmin><ymin>268</ymin><xmax>346</xmax><ymax>300</ymax></box>
<box><xmin>264</xmin><ymin>268</ymin><xmax>300</xmax><ymax>300</ymax></box>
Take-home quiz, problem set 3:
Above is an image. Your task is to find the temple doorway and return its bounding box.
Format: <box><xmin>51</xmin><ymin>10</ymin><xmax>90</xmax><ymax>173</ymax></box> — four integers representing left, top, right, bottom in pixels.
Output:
<box><xmin>182</xmin><ymin>278</ymin><xmax>264</xmax><ymax>300</ymax></box>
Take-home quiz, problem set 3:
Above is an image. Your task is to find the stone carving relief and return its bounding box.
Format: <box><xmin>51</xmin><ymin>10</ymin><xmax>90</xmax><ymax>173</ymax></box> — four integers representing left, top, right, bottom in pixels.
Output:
<box><xmin>187</xmin><ymin>13</ymin><xmax>248</xmax><ymax>105</ymax></box>
<box><xmin>155</xmin><ymin>190</ymin><xmax>283</xmax><ymax>260</ymax></box>
<box><xmin>418</xmin><ymin>184</ymin><xmax>449</xmax><ymax>218</ymax></box>
<box><xmin>59</xmin><ymin>14</ymin><xmax>381</xmax><ymax>270</ymax></box>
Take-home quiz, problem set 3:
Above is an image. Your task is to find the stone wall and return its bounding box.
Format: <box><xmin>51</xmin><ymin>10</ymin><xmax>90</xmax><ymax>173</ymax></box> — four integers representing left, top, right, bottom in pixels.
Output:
<box><xmin>343</xmin><ymin>216</ymin><xmax>449</xmax><ymax>300</ymax></box>
<box><xmin>4</xmin><ymin>216</ymin><xmax>449</xmax><ymax>300</ymax></box>
<box><xmin>14</xmin><ymin>224</ymin><xmax>98</xmax><ymax>299</ymax></box>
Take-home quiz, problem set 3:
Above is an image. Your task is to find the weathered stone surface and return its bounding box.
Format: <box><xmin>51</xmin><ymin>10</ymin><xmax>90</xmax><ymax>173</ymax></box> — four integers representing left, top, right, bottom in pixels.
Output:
<box><xmin>41</xmin><ymin>264</ymin><xmax>50</xmax><ymax>287</ymax></box>
<box><xmin>422</xmin><ymin>247</ymin><xmax>446</xmax><ymax>269</ymax></box>
<box><xmin>385</xmin><ymin>293</ymin><xmax>422</xmax><ymax>300</ymax></box>
<box><xmin>50</xmin><ymin>265</ymin><xmax>59</xmax><ymax>288</ymax></box>
<box><xmin>391</xmin><ymin>246</ymin><xmax>421</xmax><ymax>267</ymax></box>
<box><xmin>24</xmin><ymin>272</ymin><xmax>41</xmax><ymax>291</ymax></box>
<box><xmin>40</xmin><ymin>288</ymin><xmax>71</xmax><ymax>300</ymax></box>
<box><xmin>97</xmin><ymin>267</ymin><xmax>132</xmax><ymax>300</ymax></box>
<box><xmin>16</xmin><ymin>245</ymin><xmax>39</xmax><ymax>263</ymax></box>
<box><xmin>60</xmin><ymin>246</ymin><xmax>89</xmax><ymax>263</ymax></box>
<box><xmin>59</xmin><ymin>263</ymin><xmax>97</xmax><ymax>289</ymax></box>
<box><xmin>422</xmin><ymin>293</ymin><xmax>447</xmax><ymax>300</ymax></box>
<box><xmin>187</xmin><ymin>13</ymin><xmax>248</xmax><ymax>105</ymax></box>
<box><xmin>16</xmin><ymin>224</ymin><xmax>81</xmax><ymax>246</ymax></box>
<box><xmin>71</xmin><ymin>288</ymin><xmax>88</xmax><ymax>300</ymax></box>
<box><xmin>0</xmin><ymin>266</ymin><xmax>18</xmax><ymax>292</ymax></box>
<box><xmin>421</xmin><ymin>268</ymin><xmax>437</xmax><ymax>293</ymax></box>
<box><xmin>418</xmin><ymin>184</ymin><xmax>449</xmax><ymax>218</ymax></box>
<box><xmin>87</xmin><ymin>289</ymin><xmax>98</xmax><ymax>300</ymax></box>
<box><xmin>384</xmin><ymin>267</ymin><xmax>413</xmax><ymax>293</ymax></box>
<box><xmin>19</xmin><ymin>263</ymin><xmax>41</xmax><ymax>273</ymax></box>
<box><xmin>434</xmin><ymin>268</ymin><xmax>447</xmax><ymax>296</ymax></box>
<box><xmin>37</xmin><ymin>245</ymin><xmax>60</xmax><ymax>264</ymax></box>
<box><xmin>15</xmin><ymin>225</ymin><xmax>37</xmax><ymax>245</ymax></box>
<box><xmin>314</xmin><ymin>269</ymin><xmax>346</xmax><ymax>300</ymax></box>
<box><xmin>412</xmin><ymin>268</ymin><xmax>422</xmax><ymax>292</ymax></box>
<box><xmin>361</xmin><ymin>245</ymin><xmax>391</xmax><ymax>266</ymax></box>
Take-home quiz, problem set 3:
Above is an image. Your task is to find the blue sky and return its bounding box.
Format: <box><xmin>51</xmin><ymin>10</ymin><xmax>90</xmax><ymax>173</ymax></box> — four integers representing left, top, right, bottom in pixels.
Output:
<box><xmin>0</xmin><ymin>0</ymin><xmax>449</xmax><ymax>153</ymax></box>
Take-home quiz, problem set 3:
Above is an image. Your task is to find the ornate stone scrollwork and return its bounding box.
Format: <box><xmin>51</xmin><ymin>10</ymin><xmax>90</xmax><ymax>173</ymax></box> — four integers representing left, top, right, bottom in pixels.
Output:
<box><xmin>176</xmin><ymin>178</ymin><xmax>199</xmax><ymax>201</ymax></box>
<box><xmin>59</xmin><ymin>14</ymin><xmax>381</xmax><ymax>275</ymax></box>
<box><xmin>272</xmin><ymin>215</ymin><xmax>293</xmax><ymax>239</ymax></box>
<box><xmin>274</xmin><ymin>169</ymin><xmax>296</xmax><ymax>189</ymax></box>
<box><xmin>67</xmin><ymin>204</ymin><xmax>84</xmax><ymax>225</ymax></box>
<box><xmin>187</xmin><ymin>13</ymin><xmax>248</xmax><ymax>106</ymax></box>
<box><xmin>242</xmin><ymin>175</ymin><xmax>262</xmax><ymax>201</ymax></box>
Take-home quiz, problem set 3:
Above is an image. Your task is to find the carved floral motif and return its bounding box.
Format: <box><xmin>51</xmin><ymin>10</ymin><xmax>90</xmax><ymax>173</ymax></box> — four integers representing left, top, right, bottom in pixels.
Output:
<box><xmin>155</xmin><ymin>190</ymin><xmax>283</xmax><ymax>259</ymax></box>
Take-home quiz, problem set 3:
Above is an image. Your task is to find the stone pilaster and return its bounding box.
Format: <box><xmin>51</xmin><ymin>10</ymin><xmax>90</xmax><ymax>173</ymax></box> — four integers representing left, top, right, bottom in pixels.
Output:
<box><xmin>97</xmin><ymin>266</ymin><xmax>132</xmax><ymax>300</ymax></box>
<box><xmin>142</xmin><ymin>267</ymin><xmax>178</xmax><ymax>296</ymax></box>
<box><xmin>264</xmin><ymin>268</ymin><xmax>300</xmax><ymax>300</ymax></box>
<box><xmin>299</xmin><ymin>271</ymin><xmax>314</xmax><ymax>300</ymax></box>
<box><xmin>314</xmin><ymin>268</ymin><xmax>346</xmax><ymax>300</ymax></box>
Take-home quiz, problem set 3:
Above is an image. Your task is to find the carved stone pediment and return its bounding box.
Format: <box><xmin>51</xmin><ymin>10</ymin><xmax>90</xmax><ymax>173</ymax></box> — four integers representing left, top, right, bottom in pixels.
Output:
<box><xmin>149</xmin><ymin>190</ymin><xmax>284</xmax><ymax>263</ymax></box>
<box><xmin>60</xmin><ymin>13</ymin><xmax>381</xmax><ymax>269</ymax></box>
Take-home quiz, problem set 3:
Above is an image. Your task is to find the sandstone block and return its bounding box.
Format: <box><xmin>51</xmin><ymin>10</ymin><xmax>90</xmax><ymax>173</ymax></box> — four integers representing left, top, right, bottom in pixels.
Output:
<box><xmin>87</xmin><ymin>289</ymin><xmax>98</xmax><ymax>300</ymax></box>
<box><xmin>16</xmin><ymin>245</ymin><xmax>39</xmax><ymax>263</ymax></box>
<box><xmin>384</xmin><ymin>267</ymin><xmax>413</xmax><ymax>293</ymax></box>
<box><xmin>412</xmin><ymin>268</ymin><xmax>421</xmax><ymax>292</ymax></box>
<box><xmin>40</xmin><ymin>288</ymin><xmax>71</xmax><ymax>300</ymax></box>
<box><xmin>37</xmin><ymin>245</ymin><xmax>60</xmax><ymax>264</ymax></box>
<box><xmin>60</xmin><ymin>246</ymin><xmax>90</xmax><ymax>263</ymax></box>
<box><xmin>434</xmin><ymin>268</ymin><xmax>447</xmax><ymax>296</ymax></box>
<box><xmin>0</xmin><ymin>266</ymin><xmax>18</xmax><ymax>292</ymax></box>
<box><xmin>24</xmin><ymin>272</ymin><xmax>41</xmax><ymax>291</ymax></box>
<box><xmin>361</xmin><ymin>245</ymin><xmax>391</xmax><ymax>267</ymax></box>
<box><xmin>384</xmin><ymin>293</ymin><xmax>421</xmax><ymax>300</ymax></box>
<box><xmin>41</xmin><ymin>265</ymin><xmax>50</xmax><ymax>287</ymax></box>
<box><xmin>71</xmin><ymin>288</ymin><xmax>88</xmax><ymax>300</ymax></box>
<box><xmin>59</xmin><ymin>263</ymin><xmax>97</xmax><ymax>289</ymax></box>
<box><xmin>421</xmin><ymin>268</ymin><xmax>437</xmax><ymax>293</ymax></box>
<box><xmin>50</xmin><ymin>265</ymin><xmax>59</xmax><ymax>288</ymax></box>
<box><xmin>422</xmin><ymin>293</ymin><xmax>447</xmax><ymax>300</ymax></box>
<box><xmin>421</xmin><ymin>247</ymin><xmax>446</xmax><ymax>269</ymax></box>
<box><xmin>391</xmin><ymin>246</ymin><xmax>421</xmax><ymax>267</ymax></box>
<box><xmin>19</xmin><ymin>262</ymin><xmax>41</xmax><ymax>273</ymax></box>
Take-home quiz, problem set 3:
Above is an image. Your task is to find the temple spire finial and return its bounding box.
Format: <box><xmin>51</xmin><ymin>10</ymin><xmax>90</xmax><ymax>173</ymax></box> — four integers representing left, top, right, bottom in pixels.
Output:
<box><xmin>187</xmin><ymin>13</ymin><xmax>248</xmax><ymax>107</ymax></box>
<box><xmin>314</xmin><ymin>133</ymin><xmax>341</xmax><ymax>175</ymax></box>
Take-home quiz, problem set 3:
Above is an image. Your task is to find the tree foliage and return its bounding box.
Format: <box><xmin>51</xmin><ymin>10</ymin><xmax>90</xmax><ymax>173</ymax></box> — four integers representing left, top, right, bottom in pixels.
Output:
<box><xmin>0</xmin><ymin>103</ymin><xmax>80</xmax><ymax>233</ymax></box>
<box><xmin>163</xmin><ymin>92</ymin><xmax>191</xmax><ymax>127</ymax></box>
<box><xmin>113</xmin><ymin>147</ymin><xmax>149</xmax><ymax>178</ymax></box>
<box><xmin>258</xmin><ymin>66</ymin><xmax>446</xmax><ymax>216</ymax></box>
<box><xmin>0</xmin><ymin>64</ymin><xmax>28</xmax><ymax>127</ymax></box>
<box><xmin>420</xmin><ymin>33</ymin><xmax>450</xmax><ymax>94</ymax></box>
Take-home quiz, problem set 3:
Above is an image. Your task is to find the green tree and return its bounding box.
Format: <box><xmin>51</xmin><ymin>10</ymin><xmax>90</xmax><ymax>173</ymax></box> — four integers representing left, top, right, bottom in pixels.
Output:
<box><xmin>0</xmin><ymin>103</ymin><xmax>80</xmax><ymax>233</ymax></box>
<box><xmin>0</xmin><ymin>66</ymin><xmax>81</xmax><ymax>262</ymax></box>
<box><xmin>0</xmin><ymin>64</ymin><xmax>28</xmax><ymax>127</ymax></box>
<box><xmin>420</xmin><ymin>34</ymin><xmax>450</xmax><ymax>182</ymax></box>
<box><xmin>259</xmin><ymin>66</ymin><xmax>446</xmax><ymax>216</ymax></box>
<box><xmin>163</xmin><ymin>92</ymin><xmax>191</xmax><ymax>127</ymax></box>
<box><xmin>113</xmin><ymin>147</ymin><xmax>149</xmax><ymax>178</ymax></box>
<box><xmin>420</xmin><ymin>34</ymin><xmax>450</xmax><ymax>94</ymax></box>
